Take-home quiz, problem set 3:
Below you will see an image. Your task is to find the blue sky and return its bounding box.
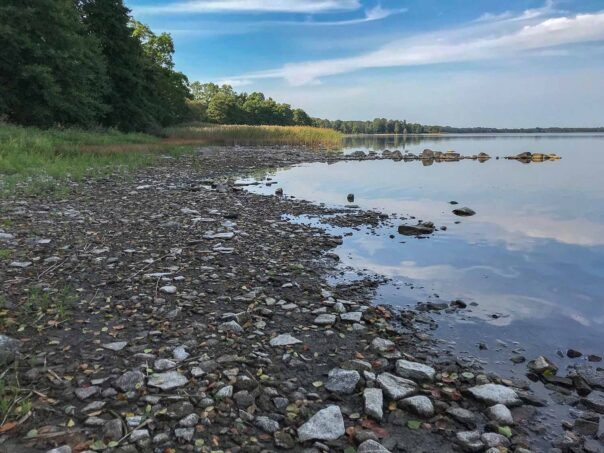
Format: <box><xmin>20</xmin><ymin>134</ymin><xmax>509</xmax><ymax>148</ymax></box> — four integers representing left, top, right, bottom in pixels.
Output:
<box><xmin>127</xmin><ymin>0</ymin><xmax>604</xmax><ymax>127</ymax></box>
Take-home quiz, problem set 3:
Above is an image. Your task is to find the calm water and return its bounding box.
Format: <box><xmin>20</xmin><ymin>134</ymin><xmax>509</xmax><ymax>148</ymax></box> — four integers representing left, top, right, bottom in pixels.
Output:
<box><xmin>244</xmin><ymin>134</ymin><xmax>604</xmax><ymax>374</ymax></box>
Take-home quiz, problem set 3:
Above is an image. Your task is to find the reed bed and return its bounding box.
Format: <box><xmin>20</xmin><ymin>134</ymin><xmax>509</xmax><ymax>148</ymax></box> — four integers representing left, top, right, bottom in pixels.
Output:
<box><xmin>164</xmin><ymin>124</ymin><xmax>343</xmax><ymax>149</ymax></box>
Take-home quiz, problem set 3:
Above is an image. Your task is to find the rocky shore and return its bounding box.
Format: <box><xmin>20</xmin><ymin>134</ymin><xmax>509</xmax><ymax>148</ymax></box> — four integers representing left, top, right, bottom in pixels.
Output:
<box><xmin>0</xmin><ymin>146</ymin><xmax>599</xmax><ymax>453</ymax></box>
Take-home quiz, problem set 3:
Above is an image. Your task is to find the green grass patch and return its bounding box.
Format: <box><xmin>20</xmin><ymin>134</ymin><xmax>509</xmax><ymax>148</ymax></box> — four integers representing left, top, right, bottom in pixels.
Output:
<box><xmin>0</xmin><ymin>123</ymin><xmax>192</xmax><ymax>195</ymax></box>
<box><xmin>165</xmin><ymin>124</ymin><xmax>343</xmax><ymax>149</ymax></box>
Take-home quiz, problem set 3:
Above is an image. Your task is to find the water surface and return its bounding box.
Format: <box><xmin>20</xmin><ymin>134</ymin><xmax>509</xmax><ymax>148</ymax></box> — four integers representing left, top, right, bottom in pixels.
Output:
<box><xmin>245</xmin><ymin>134</ymin><xmax>604</xmax><ymax>374</ymax></box>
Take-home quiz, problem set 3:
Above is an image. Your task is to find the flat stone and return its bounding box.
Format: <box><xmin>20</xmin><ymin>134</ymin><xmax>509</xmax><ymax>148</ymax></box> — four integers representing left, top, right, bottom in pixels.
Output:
<box><xmin>453</xmin><ymin>207</ymin><xmax>476</xmax><ymax>216</ymax></box>
<box><xmin>364</xmin><ymin>388</ymin><xmax>383</xmax><ymax>420</ymax></box>
<box><xmin>179</xmin><ymin>413</ymin><xmax>199</xmax><ymax>427</ymax></box>
<box><xmin>399</xmin><ymin>395</ymin><xmax>434</xmax><ymax>418</ymax></box>
<box><xmin>297</xmin><ymin>405</ymin><xmax>345</xmax><ymax>442</ymax></box>
<box><xmin>325</xmin><ymin>368</ymin><xmax>360</xmax><ymax>394</ymax></box>
<box><xmin>103</xmin><ymin>419</ymin><xmax>124</xmax><ymax>441</ymax></box>
<box><xmin>467</xmin><ymin>384</ymin><xmax>521</xmax><ymax>406</ymax></box>
<box><xmin>371</xmin><ymin>337</ymin><xmax>395</xmax><ymax>352</ymax></box>
<box><xmin>0</xmin><ymin>233</ymin><xmax>14</xmax><ymax>241</ymax></box>
<box><xmin>172</xmin><ymin>346</ymin><xmax>189</xmax><ymax>361</ymax></box>
<box><xmin>9</xmin><ymin>261</ymin><xmax>32</xmax><ymax>268</ymax></box>
<box><xmin>314</xmin><ymin>314</ymin><xmax>337</xmax><ymax>325</ymax></box>
<box><xmin>357</xmin><ymin>439</ymin><xmax>391</xmax><ymax>452</ymax></box>
<box><xmin>269</xmin><ymin>334</ymin><xmax>302</xmax><ymax>347</ymax></box>
<box><xmin>447</xmin><ymin>407</ymin><xmax>476</xmax><ymax>427</ymax></box>
<box><xmin>75</xmin><ymin>386</ymin><xmax>100</xmax><ymax>400</ymax></box>
<box><xmin>159</xmin><ymin>285</ymin><xmax>177</xmax><ymax>294</ymax></box>
<box><xmin>130</xmin><ymin>429</ymin><xmax>150</xmax><ymax>442</ymax></box>
<box><xmin>115</xmin><ymin>370</ymin><xmax>145</xmax><ymax>392</ymax></box>
<box><xmin>377</xmin><ymin>372</ymin><xmax>417</xmax><ymax>400</ymax></box>
<box><xmin>154</xmin><ymin>359</ymin><xmax>177</xmax><ymax>371</ymax></box>
<box><xmin>102</xmin><ymin>341</ymin><xmax>128</xmax><ymax>351</ymax></box>
<box><xmin>46</xmin><ymin>447</ymin><xmax>71</xmax><ymax>453</ymax></box>
<box><xmin>487</xmin><ymin>403</ymin><xmax>514</xmax><ymax>425</ymax></box>
<box><xmin>147</xmin><ymin>371</ymin><xmax>188</xmax><ymax>391</ymax></box>
<box><xmin>395</xmin><ymin>359</ymin><xmax>435</xmax><ymax>382</ymax></box>
<box><xmin>340</xmin><ymin>312</ymin><xmax>363</xmax><ymax>323</ymax></box>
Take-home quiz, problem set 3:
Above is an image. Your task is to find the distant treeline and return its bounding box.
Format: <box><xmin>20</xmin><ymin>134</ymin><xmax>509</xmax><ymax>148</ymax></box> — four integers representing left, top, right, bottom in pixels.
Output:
<box><xmin>0</xmin><ymin>0</ymin><xmax>190</xmax><ymax>133</ymax></box>
<box><xmin>189</xmin><ymin>85</ymin><xmax>604</xmax><ymax>134</ymax></box>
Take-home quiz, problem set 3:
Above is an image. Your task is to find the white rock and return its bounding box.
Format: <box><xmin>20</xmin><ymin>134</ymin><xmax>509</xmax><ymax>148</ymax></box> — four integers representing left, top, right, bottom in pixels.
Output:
<box><xmin>376</xmin><ymin>372</ymin><xmax>417</xmax><ymax>400</ymax></box>
<box><xmin>159</xmin><ymin>285</ymin><xmax>177</xmax><ymax>294</ymax></box>
<box><xmin>9</xmin><ymin>261</ymin><xmax>31</xmax><ymax>268</ymax></box>
<box><xmin>297</xmin><ymin>405</ymin><xmax>345</xmax><ymax>441</ymax></box>
<box><xmin>481</xmin><ymin>432</ymin><xmax>510</xmax><ymax>448</ymax></box>
<box><xmin>147</xmin><ymin>371</ymin><xmax>188</xmax><ymax>390</ymax></box>
<box><xmin>102</xmin><ymin>341</ymin><xmax>128</xmax><ymax>352</ymax></box>
<box><xmin>340</xmin><ymin>312</ymin><xmax>363</xmax><ymax>323</ymax></box>
<box><xmin>395</xmin><ymin>359</ymin><xmax>435</xmax><ymax>382</ymax></box>
<box><xmin>364</xmin><ymin>388</ymin><xmax>383</xmax><ymax>420</ymax></box>
<box><xmin>270</xmin><ymin>334</ymin><xmax>302</xmax><ymax>347</ymax></box>
<box><xmin>487</xmin><ymin>403</ymin><xmax>514</xmax><ymax>425</ymax></box>
<box><xmin>467</xmin><ymin>384</ymin><xmax>521</xmax><ymax>406</ymax></box>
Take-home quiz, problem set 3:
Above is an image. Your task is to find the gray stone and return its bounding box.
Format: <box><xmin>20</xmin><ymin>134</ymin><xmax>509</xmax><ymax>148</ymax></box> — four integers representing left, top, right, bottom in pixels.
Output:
<box><xmin>0</xmin><ymin>335</ymin><xmax>20</xmax><ymax>365</ymax></box>
<box><xmin>376</xmin><ymin>372</ymin><xmax>417</xmax><ymax>400</ymax></box>
<box><xmin>215</xmin><ymin>385</ymin><xmax>233</xmax><ymax>398</ymax></box>
<box><xmin>175</xmin><ymin>427</ymin><xmax>195</xmax><ymax>441</ymax></box>
<box><xmin>46</xmin><ymin>447</ymin><xmax>71</xmax><ymax>453</ymax></box>
<box><xmin>297</xmin><ymin>405</ymin><xmax>345</xmax><ymax>442</ymax></box>
<box><xmin>341</xmin><ymin>312</ymin><xmax>363</xmax><ymax>323</ymax></box>
<box><xmin>270</xmin><ymin>334</ymin><xmax>302</xmax><ymax>347</ymax></box>
<box><xmin>172</xmin><ymin>346</ymin><xmax>189</xmax><ymax>361</ymax></box>
<box><xmin>467</xmin><ymin>384</ymin><xmax>521</xmax><ymax>406</ymax></box>
<box><xmin>364</xmin><ymin>388</ymin><xmax>383</xmax><ymax>420</ymax></box>
<box><xmin>0</xmin><ymin>233</ymin><xmax>14</xmax><ymax>241</ymax></box>
<box><xmin>154</xmin><ymin>358</ymin><xmax>176</xmax><ymax>371</ymax></box>
<box><xmin>75</xmin><ymin>386</ymin><xmax>100</xmax><ymax>400</ymax></box>
<box><xmin>255</xmin><ymin>416</ymin><xmax>280</xmax><ymax>433</ymax></box>
<box><xmin>9</xmin><ymin>261</ymin><xmax>32</xmax><ymax>268</ymax></box>
<box><xmin>115</xmin><ymin>371</ymin><xmax>145</xmax><ymax>392</ymax></box>
<box><xmin>102</xmin><ymin>341</ymin><xmax>127</xmax><ymax>352</ymax></box>
<box><xmin>220</xmin><ymin>320</ymin><xmax>244</xmax><ymax>334</ymax></box>
<box><xmin>179</xmin><ymin>413</ymin><xmax>199</xmax><ymax>427</ymax></box>
<box><xmin>325</xmin><ymin>368</ymin><xmax>360</xmax><ymax>394</ymax></box>
<box><xmin>452</xmin><ymin>207</ymin><xmax>476</xmax><ymax>217</ymax></box>
<box><xmin>456</xmin><ymin>431</ymin><xmax>484</xmax><ymax>452</ymax></box>
<box><xmin>481</xmin><ymin>432</ymin><xmax>510</xmax><ymax>448</ymax></box>
<box><xmin>446</xmin><ymin>407</ymin><xmax>476</xmax><ymax>427</ymax></box>
<box><xmin>314</xmin><ymin>314</ymin><xmax>337</xmax><ymax>325</ymax></box>
<box><xmin>399</xmin><ymin>395</ymin><xmax>434</xmax><ymax>418</ymax></box>
<box><xmin>103</xmin><ymin>419</ymin><xmax>124</xmax><ymax>441</ymax></box>
<box><xmin>487</xmin><ymin>403</ymin><xmax>514</xmax><ymax>425</ymax></box>
<box><xmin>130</xmin><ymin>429</ymin><xmax>150</xmax><ymax>442</ymax></box>
<box><xmin>357</xmin><ymin>439</ymin><xmax>391</xmax><ymax>452</ymax></box>
<box><xmin>148</xmin><ymin>371</ymin><xmax>188</xmax><ymax>390</ymax></box>
<box><xmin>371</xmin><ymin>337</ymin><xmax>395</xmax><ymax>352</ymax></box>
<box><xmin>395</xmin><ymin>359</ymin><xmax>435</xmax><ymax>382</ymax></box>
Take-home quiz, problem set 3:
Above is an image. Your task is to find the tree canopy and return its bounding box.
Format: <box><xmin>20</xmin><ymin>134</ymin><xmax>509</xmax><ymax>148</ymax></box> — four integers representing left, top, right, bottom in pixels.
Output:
<box><xmin>0</xmin><ymin>0</ymin><xmax>190</xmax><ymax>132</ymax></box>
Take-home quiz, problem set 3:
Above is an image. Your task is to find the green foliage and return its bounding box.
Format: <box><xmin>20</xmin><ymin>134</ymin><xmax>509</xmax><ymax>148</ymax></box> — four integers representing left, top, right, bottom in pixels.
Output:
<box><xmin>0</xmin><ymin>0</ymin><xmax>108</xmax><ymax>127</ymax></box>
<box><xmin>189</xmin><ymin>83</ymin><xmax>313</xmax><ymax>127</ymax></box>
<box><xmin>0</xmin><ymin>0</ymin><xmax>189</xmax><ymax>132</ymax></box>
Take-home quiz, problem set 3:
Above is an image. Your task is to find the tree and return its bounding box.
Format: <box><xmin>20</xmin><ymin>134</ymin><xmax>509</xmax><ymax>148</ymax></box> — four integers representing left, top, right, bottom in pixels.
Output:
<box><xmin>293</xmin><ymin>109</ymin><xmax>312</xmax><ymax>126</ymax></box>
<box><xmin>0</xmin><ymin>0</ymin><xmax>107</xmax><ymax>126</ymax></box>
<box><xmin>207</xmin><ymin>92</ymin><xmax>240</xmax><ymax>124</ymax></box>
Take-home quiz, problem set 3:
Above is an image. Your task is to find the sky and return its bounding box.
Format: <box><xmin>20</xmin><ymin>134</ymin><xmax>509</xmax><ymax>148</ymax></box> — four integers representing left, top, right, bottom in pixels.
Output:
<box><xmin>127</xmin><ymin>0</ymin><xmax>604</xmax><ymax>127</ymax></box>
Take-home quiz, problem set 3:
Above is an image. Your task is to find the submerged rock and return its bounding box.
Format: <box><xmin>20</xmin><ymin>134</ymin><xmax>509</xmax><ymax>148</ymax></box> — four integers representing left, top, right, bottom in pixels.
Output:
<box><xmin>452</xmin><ymin>207</ymin><xmax>476</xmax><ymax>217</ymax></box>
<box><xmin>398</xmin><ymin>222</ymin><xmax>435</xmax><ymax>236</ymax></box>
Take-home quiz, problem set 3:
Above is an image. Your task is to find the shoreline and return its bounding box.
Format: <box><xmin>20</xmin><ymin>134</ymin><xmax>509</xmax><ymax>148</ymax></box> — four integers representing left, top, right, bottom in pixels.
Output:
<box><xmin>0</xmin><ymin>147</ymin><xmax>601</xmax><ymax>452</ymax></box>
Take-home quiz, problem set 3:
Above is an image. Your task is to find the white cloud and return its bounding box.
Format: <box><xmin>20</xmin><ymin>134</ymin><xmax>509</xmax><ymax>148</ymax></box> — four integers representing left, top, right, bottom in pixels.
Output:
<box><xmin>223</xmin><ymin>9</ymin><xmax>604</xmax><ymax>85</ymax></box>
<box><xmin>267</xmin><ymin>5</ymin><xmax>407</xmax><ymax>26</ymax></box>
<box><xmin>136</xmin><ymin>0</ymin><xmax>361</xmax><ymax>14</ymax></box>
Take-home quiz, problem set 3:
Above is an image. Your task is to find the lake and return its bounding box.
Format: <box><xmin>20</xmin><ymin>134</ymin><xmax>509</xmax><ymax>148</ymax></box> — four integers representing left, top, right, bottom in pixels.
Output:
<box><xmin>243</xmin><ymin>134</ymin><xmax>604</xmax><ymax>377</ymax></box>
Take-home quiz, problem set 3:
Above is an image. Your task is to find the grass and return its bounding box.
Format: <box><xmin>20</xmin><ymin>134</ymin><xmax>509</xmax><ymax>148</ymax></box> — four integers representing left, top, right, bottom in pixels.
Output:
<box><xmin>164</xmin><ymin>123</ymin><xmax>343</xmax><ymax>149</ymax></box>
<box><xmin>0</xmin><ymin>122</ymin><xmax>342</xmax><ymax>195</ymax></box>
<box><xmin>0</xmin><ymin>123</ymin><xmax>192</xmax><ymax>195</ymax></box>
